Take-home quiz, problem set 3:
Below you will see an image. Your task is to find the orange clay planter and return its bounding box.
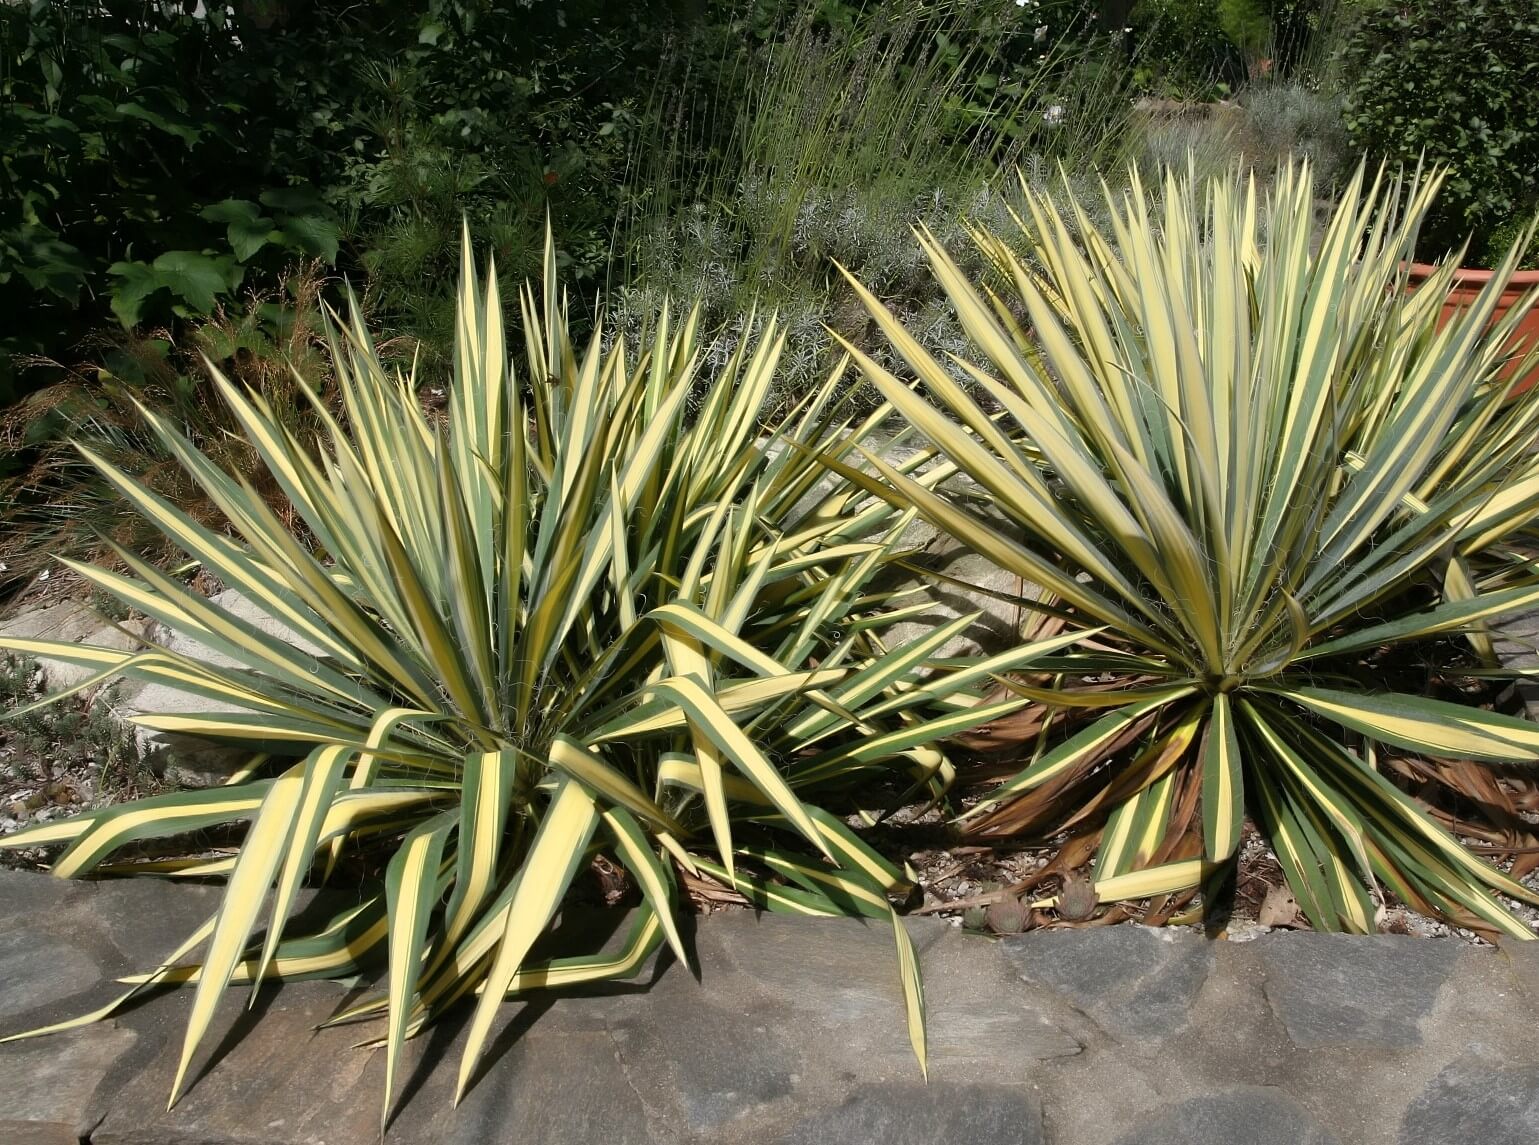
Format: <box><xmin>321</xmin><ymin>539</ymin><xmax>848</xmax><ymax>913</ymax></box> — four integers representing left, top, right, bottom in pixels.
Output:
<box><xmin>1405</xmin><ymin>262</ymin><xmax>1539</xmax><ymax>396</ymax></box>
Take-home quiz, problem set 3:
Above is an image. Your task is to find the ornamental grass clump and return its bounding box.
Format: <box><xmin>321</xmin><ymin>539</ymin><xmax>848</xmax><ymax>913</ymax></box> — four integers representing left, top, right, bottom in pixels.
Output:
<box><xmin>0</xmin><ymin>230</ymin><xmax>1065</xmax><ymax>1120</ymax></box>
<box><xmin>831</xmin><ymin>160</ymin><xmax>1539</xmax><ymax>937</ymax></box>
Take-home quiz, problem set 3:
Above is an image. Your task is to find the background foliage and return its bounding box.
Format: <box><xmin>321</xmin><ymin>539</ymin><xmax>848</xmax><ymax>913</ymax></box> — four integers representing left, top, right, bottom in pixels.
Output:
<box><xmin>1</xmin><ymin>0</ymin><xmax>1363</xmax><ymax>599</ymax></box>
<box><xmin>1339</xmin><ymin>0</ymin><xmax>1539</xmax><ymax>266</ymax></box>
<box><xmin>0</xmin><ymin>0</ymin><xmax>678</xmax><ymax>403</ymax></box>
<box><xmin>2</xmin><ymin>0</ymin><xmax>1354</xmax><ymax>401</ymax></box>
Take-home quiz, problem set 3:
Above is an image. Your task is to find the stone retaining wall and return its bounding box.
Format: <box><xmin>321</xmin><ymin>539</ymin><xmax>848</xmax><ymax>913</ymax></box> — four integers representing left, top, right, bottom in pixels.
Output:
<box><xmin>3</xmin><ymin>870</ymin><xmax>1537</xmax><ymax>1145</ymax></box>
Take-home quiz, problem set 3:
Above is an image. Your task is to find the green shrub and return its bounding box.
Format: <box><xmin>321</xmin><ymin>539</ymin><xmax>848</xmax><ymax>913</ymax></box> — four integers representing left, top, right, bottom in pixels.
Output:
<box><xmin>0</xmin><ymin>0</ymin><xmax>683</xmax><ymax>400</ymax></box>
<box><xmin>1131</xmin><ymin>0</ymin><xmax>1246</xmax><ymax>96</ymax></box>
<box><xmin>833</xmin><ymin>159</ymin><xmax>1539</xmax><ymax>937</ymax></box>
<box><xmin>1130</xmin><ymin>0</ymin><xmax>1349</xmax><ymax>93</ymax></box>
<box><xmin>1339</xmin><ymin>0</ymin><xmax>1539</xmax><ymax>266</ymax></box>
<box><xmin>0</xmin><ymin>1</ymin><xmax>350</xmax><ymax>396</ymax></box>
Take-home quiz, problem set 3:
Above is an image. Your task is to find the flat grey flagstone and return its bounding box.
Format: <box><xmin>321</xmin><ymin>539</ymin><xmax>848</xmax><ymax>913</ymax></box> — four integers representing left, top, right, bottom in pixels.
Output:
<box><xmin>1397</xmin><ymin>1056</ymin><xmax>1539</xmax><ymax>1145</ymax></box>
<box><xmin>1254</xmin><ymin>932</ymin><xmax>1457</xmax><ymax>1049</ymax></box>
<box><xmin>1000</xmin><ymin>925</ymin><xmax>1215</xmax><ymax>1040</ymax></box>
<box><xmin>776</xmin><ymin>1082</ymin><xmax>1044</xmax><ymax>1145</ymax></box>
<box><xmin>0</xmin><ymin>928</ymin><xmax>103</xmax><ymax>1018</ymax></box>
<box><xmin>4</xmin><ymin>870</ymin><xmax>1539</xmax><ymax>1144</ymax></box>
<box><xmin>1106</xmin><ymin>1087</ymin><xmax>1340</xmax><ymax>1145</ymax></box>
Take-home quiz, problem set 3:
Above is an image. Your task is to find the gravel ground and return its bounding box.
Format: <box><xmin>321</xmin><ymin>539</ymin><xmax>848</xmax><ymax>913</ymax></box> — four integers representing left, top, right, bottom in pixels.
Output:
<box><xmin>0</xmin><ymin>652</ymin><xmax>162</xmax><ymax>868</ymax></box>
<box><xmin>895</xmin><ymin>804</ymin><xmax>1539</xmax><ymax>947</ymax></box>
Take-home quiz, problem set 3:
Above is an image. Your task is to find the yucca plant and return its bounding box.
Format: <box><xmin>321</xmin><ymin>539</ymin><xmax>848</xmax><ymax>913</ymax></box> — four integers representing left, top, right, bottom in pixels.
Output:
<box><xmin>0</xmin><ymin>230</ymin><xmax>1065</xmax><ymax>1121</ymax></box>
<box><xmin>829</xmin><ymin>160</ymin><xmax>1539</xmax><ymax>938</ymax></box>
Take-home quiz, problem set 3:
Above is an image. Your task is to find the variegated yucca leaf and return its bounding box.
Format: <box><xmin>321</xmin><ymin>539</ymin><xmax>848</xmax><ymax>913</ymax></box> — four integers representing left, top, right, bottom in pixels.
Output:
<box><xmin>0</xmin><ymin>227</ymin><xmax>1058</xmax><ymax>1120</ymax></box>
<box><xmin>836</xmin><ymin>159</ymin><xmax>1539</xmax><ymax>938</ymax></box>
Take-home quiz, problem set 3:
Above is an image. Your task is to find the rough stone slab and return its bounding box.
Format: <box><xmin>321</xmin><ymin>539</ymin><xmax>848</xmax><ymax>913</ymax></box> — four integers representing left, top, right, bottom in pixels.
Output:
<box><xmin>885</xmin><ymin>550</ymin><xmax>1030</xmax><ymax>657</ymax></box>
<box><xmin>34</xmin><ymin>624</ymin><xmax>158</xmax><ymax>701</ymax></box>
<box><xmin>1490</xmin><ymin>608</ymin><xmax>1539</xmax><ymax>718</ymax></box>
<box><xmin>1</xmin><ymin>600</ymin><xmax>164</xmax><ymax>695</ymax></box>
<box><xmin>0</xmin><ymin>868</ymin><xmax>221</xmax><ymax>981</ymax></box>
<box><xmin>78</xmin><ymin>908</ymin><xmax>1074</xmax><ymax>1145</ymax></box>
<box><xmin>777</xmin><ymin>439</ymin><xmax>1036</xmax><ymax>663</ymax></box>
<box><xmin>609</xmin><ymin>992</ymin><xmax>801</xmax><ymax>1132</ymax></box>
<box><xmin>89</xmin><ymin>981</ymin><xmax>382</xmax><ymax>1145</ymax></box>
<box><xmin>0</xmin><ymin>867</ymin><xmax>86</xmax><ymax>913</ymax></box>
<box><xmin>600</xmin><ymin>919</ymin><xmax>853</xmax><ymax>1136</ymax></box>
<box><xmin>67</xmin><ymin>875</ymin><xmax>225</xmax><ymax>969</ymax></box>
<box><xmin>697</xmin><ymin>906</ymin><xmax>934</xmax><ymax>985</ymax></box>
<box><xmin>0</xmin><ymin>1127</ymin><xmax>80</xmax><ymax>1145</ymax></box>
<box><xmin>2</xmin><ymin>588</ymin><xmax>325</xmax><ymax>788</ymax></box>
<box><xmin>89</xmin><ymin>973</ymin><xmax>685</xmax><ymax>1144</ymax></box>
<box><xmin>1498</xmin><ymin>940</ymin><xmax>1539</xmax><ymax>1004</ymax></box>
<box><xmin>91</xmin><ymin>987</ymin><xmax>666</xmax><ymax>1145</ymax></box>
<box><xmin>1398</xmin><ymin>1055</ymin><xmax>1539</xmax><ymax>1145</ymax></box>
<box><xmin>699</xmin><ymin>910</ymin><xmax>1080</xmax><ymax>1076</ymax></box>
<box><xmin>7</xmin><ymin>870</ymin><xmax>1539</xmax><ymax>1145</ymax></box>
<box><xmin>1256</xmin><ymin>933</ymin><xmax>1457</xmax><ymax>1049</ymax></box>
<box><xmin>2</xmin><ymin>599</ymin><xmax>106</xmax><ymax>642</ymax></box>
<box><xmin>1000</xmin><ymin>925</ymin><xmax>1214</xmax><ymax>1040</ymax></box>
<box><xmin>1107</xmin><ymin>1087</ymin><xmax>1340</xmax><ymax>1145</ymax></box>
<box><xmin>1</xmin><ymin>1028</ymin><xmax>139</xmax><ymax>1144</ymax></box>
<box><xmin>146</xmin><ymin>588</ymin><xmax>330</xmax><ymax>670</ymax></box>
<box><xmin>136</xmin><ymin>730</ymin><xmax>263</xmax><ymax>789</ymax></box>
<box><xmin>0</xmin><ymin>926</ymin><xmax>103</xmax><ymax>1019</ymax></box>
<box><xmin>1</xmin><ymin>600</ymin><xmax>106</xmax><ymax>674</ymax></box>
<box><xmin>917</xmin><ymin>922</ymin><xmax>1084</xmax><ymax>1075</ymax></box>
<box><xmin>780</xmin><ymin>440</ymin><xmax>1034</xmax><ymax>664</ymax></box>
<box><xmin>76</xmin><ymin>621</ymin><xmax>160</xmax><ymax>698</ymax></box>
<box><xmin>776</xmin><ymin>1082</ymin><xmax>1043</xmax><ymax>1145</ymax></box>
<box><xmin>420</xmin><ymin>1030</ymin><xmax>659</xmax><ymax>1145</ymax></box>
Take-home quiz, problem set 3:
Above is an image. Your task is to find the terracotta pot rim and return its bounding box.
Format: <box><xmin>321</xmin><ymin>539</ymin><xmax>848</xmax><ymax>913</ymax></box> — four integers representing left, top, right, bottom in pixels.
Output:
<box><xmin>1404</xmin><ymin>260</ymin><xmax>1539</xmax><ymax>288</ymax></box>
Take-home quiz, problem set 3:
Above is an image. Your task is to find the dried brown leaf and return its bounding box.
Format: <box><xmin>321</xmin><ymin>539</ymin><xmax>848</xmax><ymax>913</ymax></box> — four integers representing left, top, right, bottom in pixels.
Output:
<box><xmin>1257</xmin><ymin>883</ymin><xmax>1301</xmax><ymax>929</ymax></box>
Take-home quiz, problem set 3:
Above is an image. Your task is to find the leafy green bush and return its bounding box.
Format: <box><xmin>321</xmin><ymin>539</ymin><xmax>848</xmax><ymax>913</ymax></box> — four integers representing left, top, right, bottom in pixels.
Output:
<box><xmin>1131</xmin><ymin>0</ymin><xmax>1246</xmax><ymax>96</ymax></box>
<box><xmin>1340</xmin><ymin>0</ymin><xmax>1539</xmax><ymax>266</ymax></box>
<box><xmin>337</xmin><ymin>0</ymin><xmax>671</xmax><ymax>362</ymax></box>
<box><xmin>1129</xmin><ymin>0</ymin><xmax>1349</xmax><ymax>95</ymax></box>
<box><xmin>833</xmin><ymin>159</ymin><xmax>1539</xmax><ymax>937</ymax></box>
<box><xmin>0</xmin><ymin>0</ymin><xmax>683</xmax><ymax>401</ymax></box>
<box><xmin>0</xmin><ymin>1</ymin><xmax>348</xmax><ymax>396</ymax></box>
<box><xmin>0</xmin><ymin>235</ymin><xmax>1061</xmax><ymax>1116</ymax></box>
